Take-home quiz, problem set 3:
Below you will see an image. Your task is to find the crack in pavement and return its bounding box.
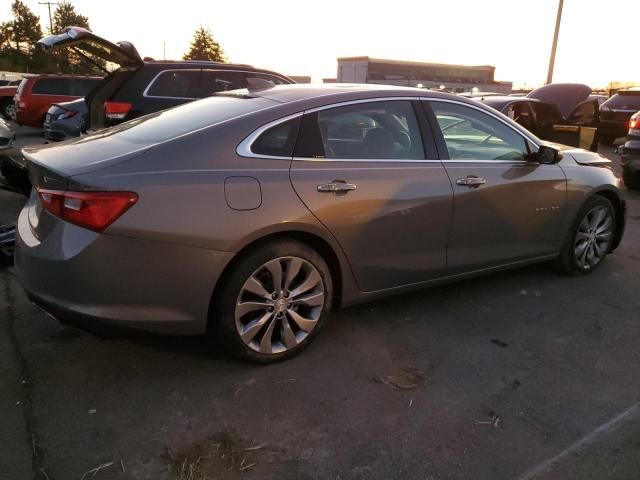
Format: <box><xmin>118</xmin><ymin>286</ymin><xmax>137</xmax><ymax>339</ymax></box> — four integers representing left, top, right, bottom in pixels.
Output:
<box><xmin>2</xmin><ymin>270</ymin><xmax>51</xmax><ymax>480</ymax></box>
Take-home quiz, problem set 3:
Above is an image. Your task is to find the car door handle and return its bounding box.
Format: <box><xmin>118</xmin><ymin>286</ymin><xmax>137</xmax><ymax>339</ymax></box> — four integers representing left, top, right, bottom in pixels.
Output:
<box><xmin>317</xmin><ymin>181</ymin><xmax>357</xmax><ymax>193</ymax></box>
<box><xmin>456</xmin><ymin>176</ymin><xmax>486</xmax><ymax>187</ymax></box>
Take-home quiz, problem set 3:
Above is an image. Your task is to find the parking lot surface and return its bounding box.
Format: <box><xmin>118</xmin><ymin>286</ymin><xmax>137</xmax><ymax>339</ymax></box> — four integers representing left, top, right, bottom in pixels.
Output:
<box><xmin>1</xmin><ymin>126</ymin><xmax>639</xmax><ymax>479</ymax></box>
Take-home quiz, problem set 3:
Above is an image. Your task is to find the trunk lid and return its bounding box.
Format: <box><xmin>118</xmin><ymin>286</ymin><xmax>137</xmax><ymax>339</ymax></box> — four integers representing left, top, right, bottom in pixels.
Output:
<box><xmin>37</xmin><ymin>27</ymin><xmax>143</xmax><ymax>69</ymax></box>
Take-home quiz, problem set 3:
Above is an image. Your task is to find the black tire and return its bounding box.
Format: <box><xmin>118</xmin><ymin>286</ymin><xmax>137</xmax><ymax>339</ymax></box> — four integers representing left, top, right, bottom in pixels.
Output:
<box><xmin>0</xmin><ymin>98</ymin><xmax>13</xmax><ymax>120</ymax></box>
<box><xmin>211</xmin><ymin>239</ymin><xmax>333</xmax><ymax>364</ymax></box>
<box><xmin>599</xmin><ymin>134</ymin><xmax>616</xmax><ymax>146</ymax></box>
<box><xmin>622</xmin><ymin>167</ymin><xmax>640</xmax><ymax>190</ymax></box>
<box><xmin>554</xmin><ymin>196</ymin><xmax>616</xmax><ymax>276</ymax></box>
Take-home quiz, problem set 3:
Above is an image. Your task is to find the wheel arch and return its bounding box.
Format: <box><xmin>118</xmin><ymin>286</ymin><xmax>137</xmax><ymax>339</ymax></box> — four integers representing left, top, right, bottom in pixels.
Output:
<box><xmin>207</xmin><ymin>228</ymin><xmax>350</xmax><ymax>332</ymax></box>
<box><xmin>592</xmin><ymin>187</ymin><xmax>626</xmax><ymax>251</ymax></box>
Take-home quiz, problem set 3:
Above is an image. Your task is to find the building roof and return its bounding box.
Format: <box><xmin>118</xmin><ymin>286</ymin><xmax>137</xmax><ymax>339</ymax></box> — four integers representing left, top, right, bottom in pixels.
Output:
<box><xmin>337</xmin><ymin>56</ymin><xmax>495</xmax><ymax>71</ymax></box>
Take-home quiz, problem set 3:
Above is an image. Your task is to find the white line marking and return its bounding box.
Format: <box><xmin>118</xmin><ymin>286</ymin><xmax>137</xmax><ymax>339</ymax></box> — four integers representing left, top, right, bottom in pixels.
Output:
<box><xmin>517</xmin><ymin>402</ymin><xmax>640</xmax><ymax>480</ymax></box>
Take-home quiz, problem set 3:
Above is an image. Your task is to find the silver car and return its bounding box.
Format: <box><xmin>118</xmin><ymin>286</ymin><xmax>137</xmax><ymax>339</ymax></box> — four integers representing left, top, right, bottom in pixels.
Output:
<box><xmin>15</xmin><ymin>84</ymin><xmax>626</xmax><ymax>363</ymax></box>
<box><xmin>0</xmin><ymin>117</ymin><xmax>15</xmax><ymax>150</ymax></box>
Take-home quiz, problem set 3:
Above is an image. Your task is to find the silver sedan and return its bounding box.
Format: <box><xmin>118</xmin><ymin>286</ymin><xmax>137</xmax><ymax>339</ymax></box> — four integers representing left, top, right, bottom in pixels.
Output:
<box><xmin>15</xmin><ymin>84</ymin><xmax>626</xmax><ymax>363</ymax></box>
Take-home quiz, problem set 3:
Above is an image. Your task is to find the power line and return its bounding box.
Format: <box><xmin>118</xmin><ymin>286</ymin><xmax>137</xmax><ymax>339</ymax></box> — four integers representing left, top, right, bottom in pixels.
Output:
<box><xmin>38</xmin><ymin>1</ymin><xmax>59</xmax><ymax>33</ymax></box>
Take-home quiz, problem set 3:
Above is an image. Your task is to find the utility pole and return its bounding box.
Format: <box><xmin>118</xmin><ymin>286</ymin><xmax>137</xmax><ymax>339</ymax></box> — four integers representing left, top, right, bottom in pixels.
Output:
<box><xmin>546</xmin><ymin>0</ymin><xmax>564</xmax><ymax>84</ymax></box>
<box><xmin>39</xmin><ymin>1</ymin><xmax>59</xmax><ymax>33</ymax></box>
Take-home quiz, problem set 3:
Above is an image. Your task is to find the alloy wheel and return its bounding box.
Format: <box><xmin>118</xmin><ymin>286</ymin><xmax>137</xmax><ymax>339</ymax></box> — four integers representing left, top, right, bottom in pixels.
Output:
<box><xmin>235</xmin><ymin>256</ymin><xmax>325</xmax><ymax>354</ymax></box>
<box><xmin>574</xmin><ymin>205</ymin><xmax>613</xmax><ymax>270</ymax></box>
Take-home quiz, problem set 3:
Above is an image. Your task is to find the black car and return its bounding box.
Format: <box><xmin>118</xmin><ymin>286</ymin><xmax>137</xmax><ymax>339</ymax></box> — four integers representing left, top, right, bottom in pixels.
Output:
<box><xmin>599</xmin><ymin>87</ymin><xmax>640</xmax><ymax>145</ymax></box>
<box><xmin>476</xmin><ymin>84</ymin><xmax>600</xmax><ymax>151</ymax></box>
<box><xmin>43</xmin><ymin>98</ymin><xmax>87</xmax><ymax>141</ymax></box>
<box><xmin>37</xmin><ymin>26</ymin><xmax>294</xmax><ymax>135</ymax></box>
<box><xmin>620</xmin><ymin>111</ymin><xmax>640</xmax><ymax>189</ymax></box>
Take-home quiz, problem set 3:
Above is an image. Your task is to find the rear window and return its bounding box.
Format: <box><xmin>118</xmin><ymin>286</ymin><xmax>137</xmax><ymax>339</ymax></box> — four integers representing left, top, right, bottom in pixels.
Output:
<box><xmin>31</xmin><ymin>77</ymin><xmax>99</xmax><ymax>96</ymax></box>
<box><xmin>95</xmin><ymin>95</ymin><xmax>277</xmax><ymax>144</ymax></box>
<box><xmin>604</xmin><ymin>93</ymin><xmax>640</xmax><ymax>110</ymax></box>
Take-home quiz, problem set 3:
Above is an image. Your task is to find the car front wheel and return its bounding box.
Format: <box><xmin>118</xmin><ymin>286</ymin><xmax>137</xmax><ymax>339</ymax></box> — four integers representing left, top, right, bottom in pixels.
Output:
<box><xmin>555</xmin><ymin>196</ymin><xmax>616</xmax><ymax>275</ymax></box>
<box><xmin>212</xmin><ymin>240</ymin><xmax>332</xmax><ymax>363</ymax></box>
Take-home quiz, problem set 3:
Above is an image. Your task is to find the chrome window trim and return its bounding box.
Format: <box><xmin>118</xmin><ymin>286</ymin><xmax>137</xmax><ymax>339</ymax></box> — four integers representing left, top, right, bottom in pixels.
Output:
<box><xmin>304</xmin><ymin>96</ymin><xmax>421</xmax><ymax>113</ymax></box>
<box><xmin>237</xmin><ymin>96</ymin><xmax>544</xmax><ymax>163</ymax></box>
<box><xmin>236</xmin><ymin>112</ymin><xmax>303</xmax><ymax>159</ymax></box>
<box><xmin>292</xmin><ymin>157</ymin><xmax>442</xmax><ymax>163</ymax></box>
<box><xmin>143</xmin><ymin>68</ymin><xmax>291</xmax><ymax>100</ymax></box>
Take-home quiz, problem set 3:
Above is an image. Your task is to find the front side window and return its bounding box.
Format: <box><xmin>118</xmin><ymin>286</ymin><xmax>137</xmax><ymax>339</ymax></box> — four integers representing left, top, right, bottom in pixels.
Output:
<box><xmin>296</xmin><ymin>100</ymin><xmax>424</xmax><ymax>160</ymax></box>
<box><xmin>430</xmin><ymin>101</ymin><xmax>528</xmax><ymax>161</ymax></box>
<box><xmin>146</xmin><ymin>70</ymin><xmax>202</xmax><ymax>99</ymax></box>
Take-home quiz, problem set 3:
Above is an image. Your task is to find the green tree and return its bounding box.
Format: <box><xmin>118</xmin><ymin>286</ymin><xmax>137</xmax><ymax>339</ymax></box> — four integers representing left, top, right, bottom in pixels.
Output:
<box><xmin>52</xmin><ymin>1</ymin><xmax>89</xmax><ymax>33</ymax></box>
<box><xmin>51</xmin><ymin>1</ymin><xmax>101</xmax><ymax>74</ymax></box>
<box><xmin>183</xmin><ymin>26</ymin><xmax>225</xmax><ymax>62</ymax></box>
<box><xmin>0</xmin><ymin>1</ymin><xmax>44</xmax><ymax>71</ymax></box>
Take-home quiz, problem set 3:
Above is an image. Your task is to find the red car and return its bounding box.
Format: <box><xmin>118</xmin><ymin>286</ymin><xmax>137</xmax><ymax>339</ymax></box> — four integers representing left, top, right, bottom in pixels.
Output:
<box><xmin>13</xmin><ymin>74</ymin><xmax>102</xmax><ymax>127</ymax></box>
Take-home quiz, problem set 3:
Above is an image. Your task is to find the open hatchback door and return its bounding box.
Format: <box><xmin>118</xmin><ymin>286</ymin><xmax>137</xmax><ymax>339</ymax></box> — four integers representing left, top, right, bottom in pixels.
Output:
<box><xmin>37</xmin><ymin>26</ymin><xmax>143</xmax><ymax>69</ymax></box>
<box><xmin>528</xmin><ymin>83</ymin><xmax>599</xmax><ymax>151</ymax></box>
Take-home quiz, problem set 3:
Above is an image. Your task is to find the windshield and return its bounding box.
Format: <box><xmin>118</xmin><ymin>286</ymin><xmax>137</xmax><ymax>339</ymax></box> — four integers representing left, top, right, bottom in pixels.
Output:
<box><xmin>75</xmin><ymin>94</ymin><xmax>277</xmax><ymax>145</ymax></box>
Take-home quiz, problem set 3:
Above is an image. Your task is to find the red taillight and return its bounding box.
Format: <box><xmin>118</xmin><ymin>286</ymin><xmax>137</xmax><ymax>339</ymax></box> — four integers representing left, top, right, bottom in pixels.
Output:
<box><xmin>37</xmin><ymin>189</ymin><xmax>138</xmax><ymax>232</ymax></box>
<box><xmin>103</xmin><ymin>101</ymin><xmax>132</xmax><ymax>120</ymax></box>
<box><xmin>630</xmin><ymin>114</ymin><xmax>640</xmax><ymax>130</ymax></box>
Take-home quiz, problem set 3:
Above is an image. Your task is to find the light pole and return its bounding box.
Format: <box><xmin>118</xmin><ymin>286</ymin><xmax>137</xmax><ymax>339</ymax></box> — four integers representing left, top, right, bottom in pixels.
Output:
<box><xmin>546</xmin><ymin>0</ymin><xmax>564</xmax><ymax>84</ymax></box>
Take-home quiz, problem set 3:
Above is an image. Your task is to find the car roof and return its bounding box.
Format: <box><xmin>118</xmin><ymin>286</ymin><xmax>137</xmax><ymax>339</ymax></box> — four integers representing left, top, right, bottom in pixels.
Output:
<box><xmin>141</xmin><ymin>60</ymin><xmax>288</xmax><ymax>77</ymax></box>
<box><xmin>241</xmin><ymin>83</ymin><xmax>464</xmax><ymax>105</ymax></box>
<box><xmin>22</xmin><ymin>73</ymin><xmax>103</xmax><ymax>79</ymax></box>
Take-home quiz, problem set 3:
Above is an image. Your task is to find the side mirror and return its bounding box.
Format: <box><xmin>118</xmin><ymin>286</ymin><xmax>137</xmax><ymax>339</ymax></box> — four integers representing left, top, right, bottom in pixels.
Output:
<box><xmin>535</xmin><ymin>145</ymin><xmax>561</xmax><ymax>164</ymax></box>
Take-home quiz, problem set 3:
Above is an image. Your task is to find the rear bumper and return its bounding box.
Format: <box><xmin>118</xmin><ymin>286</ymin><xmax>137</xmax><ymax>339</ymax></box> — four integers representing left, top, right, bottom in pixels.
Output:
<box><xmin>42</xmin><ymin>127</ymin><xmax>69</xmax><ymax>142</ymax></box>
<box><xmin>599</xmin><ymin>120</ymin><xmax>629</xmax><ymax>139</ymax></box>
<box><xmin>15</xmin><ymin>204</ymin><xmax>234</xmax><ymax>335</ymax></box>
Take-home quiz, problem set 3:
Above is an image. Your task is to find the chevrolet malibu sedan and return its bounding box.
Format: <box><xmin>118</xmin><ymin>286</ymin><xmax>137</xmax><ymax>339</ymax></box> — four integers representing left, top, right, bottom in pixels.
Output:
<box><xmin>15</xmin><ymin>84</ymin><xmax>626</xmax><ymax>363</ymax></box>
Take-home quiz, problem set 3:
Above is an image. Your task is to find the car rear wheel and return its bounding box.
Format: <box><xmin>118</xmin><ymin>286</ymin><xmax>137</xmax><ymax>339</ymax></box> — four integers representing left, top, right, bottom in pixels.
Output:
<box><xmin>0</xmin><ymin>98</ymin><xmax>14</xmax><ymax>120</ymax></box>
<box><xmin>622</xmin><ymin>167</ymin><xmax>640</xmax><ymax>190</ymax></box>
<box><xmin>212</xmin><ymin>240</ymin><xmax>332</xmax><ymax>363</ymax></box>
<box><xmin>555</xmin><ymin>196</ymin><xmax>616</xmax><ymax>275</ymax></box>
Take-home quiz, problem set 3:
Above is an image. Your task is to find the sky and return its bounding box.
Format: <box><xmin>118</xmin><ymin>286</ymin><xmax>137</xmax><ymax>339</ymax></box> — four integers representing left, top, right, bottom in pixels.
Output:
<box><xmin>2</xmin><ymin>0</ymin><xmax>638</xmax><ymax>88</ymax></box>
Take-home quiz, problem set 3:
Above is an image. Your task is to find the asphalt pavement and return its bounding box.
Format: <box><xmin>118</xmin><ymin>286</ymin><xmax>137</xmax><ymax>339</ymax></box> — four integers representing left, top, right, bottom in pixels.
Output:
<box><xmin>1</xmin><ymin>126</ymin><xmax>639</xmax><ymax>480</ymax></box>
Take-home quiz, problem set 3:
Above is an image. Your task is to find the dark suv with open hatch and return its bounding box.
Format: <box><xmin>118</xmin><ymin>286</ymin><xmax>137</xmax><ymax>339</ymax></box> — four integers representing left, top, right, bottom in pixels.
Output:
<box><xmin>37</xmin><ymin>27</ymin><xmax>294</xmax><ymax>135</ymax></box>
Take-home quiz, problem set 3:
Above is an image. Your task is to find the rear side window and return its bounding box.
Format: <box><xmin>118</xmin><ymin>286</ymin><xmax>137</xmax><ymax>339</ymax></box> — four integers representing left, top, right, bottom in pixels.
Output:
<box><xmin>201</xmin><ymin>70</ymin><xmax>246</xmax><ymax>95</ymax></box>
<box><xmin>251</xmin><ymin>116</ymin><xmax>302</xmax><ymax>157</ymax></box>
<box><xmin>146</xmin><ymin>70</ymin><xmax>202</xmax><ymax>99</ymax></box>
<box><xmin>31</xmin><ymin>78</ymin><xmax>71</xmax><ymax>95</ymax></box>
<box><xmin>295</xmin><ymin>100</ymin><xmax>425</xmax><ymax>160</ymax></box>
